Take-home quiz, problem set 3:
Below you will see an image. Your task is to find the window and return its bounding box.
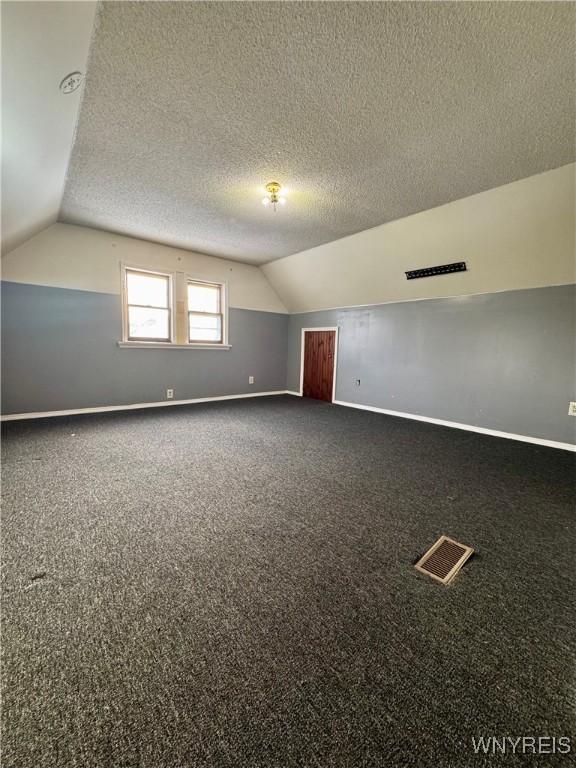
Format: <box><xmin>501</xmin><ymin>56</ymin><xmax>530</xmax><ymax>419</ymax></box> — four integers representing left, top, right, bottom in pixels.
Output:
<box><xmin>120</xmin><ymin>265</ymin><xmax>228</xmax><ymax>348</ymax></box>
<box><xmin>187</xmin><ymin>280</ymin><xmax>224</xmax><ymax>344</ymax></box>
<box><xmin>125</xmin><ymin>268</ymin><xmax>172</xmax><ymax>342</ymax></box>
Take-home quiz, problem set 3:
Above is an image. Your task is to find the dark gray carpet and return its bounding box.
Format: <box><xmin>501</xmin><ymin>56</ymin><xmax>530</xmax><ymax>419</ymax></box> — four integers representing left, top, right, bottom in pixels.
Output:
<box><xmin>2</xmin><ymin>395</ymin><xmax>575</xmax><ymax>767</ymax></box>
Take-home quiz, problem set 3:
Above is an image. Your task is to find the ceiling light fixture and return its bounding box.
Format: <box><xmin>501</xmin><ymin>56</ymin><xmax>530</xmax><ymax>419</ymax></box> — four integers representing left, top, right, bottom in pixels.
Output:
<box><xmin>262</xmin><ymin>181</ymin><xmax>286</xmax><ymax>211</ymax></box>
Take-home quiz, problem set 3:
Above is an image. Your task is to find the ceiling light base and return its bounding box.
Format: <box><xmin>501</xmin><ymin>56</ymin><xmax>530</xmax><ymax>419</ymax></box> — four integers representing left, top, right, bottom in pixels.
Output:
<box><xmin>262</xmin><ymin>181</ymin><xmax>286</xmax><ymax>211</ymax></box>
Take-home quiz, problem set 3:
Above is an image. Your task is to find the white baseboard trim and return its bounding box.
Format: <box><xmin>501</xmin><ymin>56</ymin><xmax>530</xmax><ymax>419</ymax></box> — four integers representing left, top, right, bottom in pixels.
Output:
<box><xmin>332</xmin><ymin>399</ymin><xmax>576</xmax><ymax>452</ymax></box>
<box><xmin>1</xmin><ymin>391</ymin><xmax>289</xmax><ymax>422</ymax></box>
<box><xmin>4</xmin><ymin>393</ymin><xmax>574</xmax><ymax>452</ymax></box>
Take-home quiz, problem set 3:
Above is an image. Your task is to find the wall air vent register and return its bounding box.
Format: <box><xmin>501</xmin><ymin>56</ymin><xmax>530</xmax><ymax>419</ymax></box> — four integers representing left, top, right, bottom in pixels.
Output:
<box><xmin>405</xmin><ymin>262</ymin><xmax>467</xmax><ymax>280</ymax></box>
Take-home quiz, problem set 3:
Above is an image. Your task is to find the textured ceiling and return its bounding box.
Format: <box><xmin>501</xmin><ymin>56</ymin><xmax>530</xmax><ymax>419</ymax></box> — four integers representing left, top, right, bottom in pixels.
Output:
<box><xmin>61</xmin><ymin>1</ymin><xmax>575</xmax><ymax>265</ymax></box>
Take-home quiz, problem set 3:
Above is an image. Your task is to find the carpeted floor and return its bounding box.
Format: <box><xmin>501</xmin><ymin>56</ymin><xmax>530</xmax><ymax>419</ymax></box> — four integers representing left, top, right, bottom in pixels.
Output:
<box><xmin>2</xmin><ymin>395</ymin><xmax>575</xmax><ymax>767</ymax></box>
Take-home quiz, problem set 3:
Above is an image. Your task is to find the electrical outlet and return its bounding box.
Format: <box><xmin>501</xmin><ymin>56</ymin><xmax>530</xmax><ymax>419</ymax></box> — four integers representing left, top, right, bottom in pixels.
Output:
<box><xmin>568</xmin><ymin>402</ymin><xmax>576</xmax><ymax>416</ymax></box>
<box><xmin>249</xmin><ymin>376</ymin><xmax>255</xmax><ymax>384</ymax></box>
<box><xmin>166</xmin><ymin>389</ymin><xmax>174</xmax><ymax>400</ymax></box>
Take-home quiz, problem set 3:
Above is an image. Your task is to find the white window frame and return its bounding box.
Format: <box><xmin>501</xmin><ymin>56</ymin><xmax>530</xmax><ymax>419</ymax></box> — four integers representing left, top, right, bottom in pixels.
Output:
<box><xmin>119</xmin><ymin>264</ymin><xmax>230</xmax><ymax>349</ymax></box>
<box><xmin>121</xmin><ymin>265</ymin><xmax>175</xmax><ymax>344</ymax></box>
<box><xmin>186</xmin><ymin>276</ymin><xmax>228</xmax><ymax>347</ymax></box>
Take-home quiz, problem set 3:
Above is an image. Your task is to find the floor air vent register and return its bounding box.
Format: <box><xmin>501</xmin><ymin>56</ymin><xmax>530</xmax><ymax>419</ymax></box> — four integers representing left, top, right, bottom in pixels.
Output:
<box><xmin>415</xmin><ymin>535</ymin><xmax>474</xmax><ymax>585</ymax></box>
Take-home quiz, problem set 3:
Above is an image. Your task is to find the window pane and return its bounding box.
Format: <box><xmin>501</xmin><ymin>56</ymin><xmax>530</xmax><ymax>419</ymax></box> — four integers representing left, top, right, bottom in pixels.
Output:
<box><xmin>127</xmin><ymin>271</ymin><xmax>169</xmax><ymax>308</ymax></box>
<box><xmin>189</xmin><ymin>313</ymin><xmax>222</xmax><ymax>342</ymax></box>
<box><xmin>187</xmin><ymin>282</ymin><xmax>220</xmax><ymax>313</ymax></box>
<box><xmin>129</xmin><ymin>307</ymin><xmax>170</xmax><ymax>340</ymax></box>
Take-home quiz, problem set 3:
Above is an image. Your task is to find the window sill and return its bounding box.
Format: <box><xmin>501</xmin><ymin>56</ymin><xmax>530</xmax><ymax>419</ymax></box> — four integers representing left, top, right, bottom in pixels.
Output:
<box><xmin>118</xmin><ymin>341</ymin><xmax>231</xmax><ymax>350</ymax></box>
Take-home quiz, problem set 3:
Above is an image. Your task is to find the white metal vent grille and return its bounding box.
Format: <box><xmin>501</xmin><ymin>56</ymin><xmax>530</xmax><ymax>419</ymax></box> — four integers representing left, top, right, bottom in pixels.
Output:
<box><xmin>415</xmin><ymin>535</ymin><xmax>474</xmax><ymax>585</ymax></box>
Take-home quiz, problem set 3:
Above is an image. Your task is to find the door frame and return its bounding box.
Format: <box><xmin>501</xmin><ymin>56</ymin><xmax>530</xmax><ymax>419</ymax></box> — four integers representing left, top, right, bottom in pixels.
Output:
<box><xmin>299</xmin><ymin>327</ymin><xmax>339</xmax><ymax>403</ymax></box>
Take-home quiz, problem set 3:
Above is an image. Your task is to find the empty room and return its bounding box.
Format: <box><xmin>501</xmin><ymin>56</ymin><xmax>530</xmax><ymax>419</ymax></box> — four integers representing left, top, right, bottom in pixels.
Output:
<box><xmin>1</xmin><ymin>1</ymin><xmax>575</xmax><ymax>766</ymax></box>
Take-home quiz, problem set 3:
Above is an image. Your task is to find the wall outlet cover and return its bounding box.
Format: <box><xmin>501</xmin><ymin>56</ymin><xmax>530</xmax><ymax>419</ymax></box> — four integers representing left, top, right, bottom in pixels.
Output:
<box><xmin>569</xmin><ymin>402</ymin><xmax>576</xmax><ymax>416</ymax></box>
<box><xmin>249</xmin><ymin>376</ymin><xmax>255</xmax><ymax>384</ymax></box>
<box><xmin>166</xmin><ymin>389</ymin><xmax>174</xmax><ymax>399</ymax></box>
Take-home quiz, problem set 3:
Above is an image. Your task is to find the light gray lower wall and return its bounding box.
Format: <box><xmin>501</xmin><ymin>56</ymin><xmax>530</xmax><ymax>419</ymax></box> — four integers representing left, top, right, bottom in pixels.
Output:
<box><xmin>288</xmin><ymin>285</ymin><xmax>576</xmax><ymax>445</ymax></box>
<box><xmin>1</xmin><ymin>281</ymin><xmax>288</xmax><ymax>414</ymax></box>
<box><xmin>3</xmin><ymin>281</ymin><xmax>575</xmax><ymax>443</ymax></box>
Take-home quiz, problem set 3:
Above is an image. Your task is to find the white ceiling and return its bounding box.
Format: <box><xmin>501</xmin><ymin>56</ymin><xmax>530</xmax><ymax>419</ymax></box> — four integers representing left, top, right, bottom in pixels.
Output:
<box><xmin>4</xmin><ymin>2</ymin><xmax>575</xmax><ymax>265</ymax></box>
<box><xmin>1</xmin><ymin>1</ymin><xmax>97</xmax><ymax>255</ymax></box>
<box><xmin>60</xmin><ymin>1</ymin><xmax>576</xmax><ymax>265</ymax></box>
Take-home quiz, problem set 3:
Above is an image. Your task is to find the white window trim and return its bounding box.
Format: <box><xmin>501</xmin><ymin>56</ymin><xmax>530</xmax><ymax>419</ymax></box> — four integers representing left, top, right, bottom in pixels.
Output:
<box><xmin>117</xmin><ymin>341</ymin><xmax>231</xmax><ymax>350</ymax></box>
<box><xmin>119</xmin><ymin>264</ymin><xmax>231</xmax><ymax>349</ymax></box>
<box><xmin>122</xmin><ymin>264</ymin><xmax>175</xmax><ymax>344</ymax></box>
<box><xmin>185</xmin><ymin>274</ymin><xmax>229</xmax><ymax>347</ymax></box>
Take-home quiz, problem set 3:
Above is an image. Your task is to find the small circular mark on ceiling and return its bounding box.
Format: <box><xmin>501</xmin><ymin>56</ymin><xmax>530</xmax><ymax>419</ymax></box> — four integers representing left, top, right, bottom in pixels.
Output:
<box><xmin>60</xmin><ymin>72</ymin><xmax>84</xmax><ymax>94</ymax></box>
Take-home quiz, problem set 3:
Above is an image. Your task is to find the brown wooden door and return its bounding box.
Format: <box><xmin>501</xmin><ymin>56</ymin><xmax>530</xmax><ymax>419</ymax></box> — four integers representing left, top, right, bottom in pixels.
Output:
<box><xmin>302</xmin><ymin>330</ymin><xmax>336</xmax><ymax>402</ymax></box>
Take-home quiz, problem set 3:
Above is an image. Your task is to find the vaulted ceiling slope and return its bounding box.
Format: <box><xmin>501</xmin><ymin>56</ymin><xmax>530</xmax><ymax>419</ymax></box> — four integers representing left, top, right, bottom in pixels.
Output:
<box><xmin>60</xmin><ymin>1</ymin><xmax>575</xmax><ymax>265</ymax></box>
<box><xmin>262</xmin><ymin>164</ymin><xmax>576</xmax><ymax>313</ymax></box>
<box><xmin>1</xmin><ymin>1</ymin><xmax>97</xmax><ymax>255</ymax></box>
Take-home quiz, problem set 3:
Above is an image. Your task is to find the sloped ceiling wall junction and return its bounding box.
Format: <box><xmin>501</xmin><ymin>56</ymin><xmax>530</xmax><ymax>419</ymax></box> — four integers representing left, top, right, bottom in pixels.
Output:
<box><xmin>262</xmin><ymin>165</ymin><xmax>576</xmax><ymax>314</ymax></box>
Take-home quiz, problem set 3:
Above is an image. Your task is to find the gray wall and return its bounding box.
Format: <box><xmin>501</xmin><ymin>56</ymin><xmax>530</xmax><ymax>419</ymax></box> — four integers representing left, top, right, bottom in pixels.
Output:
<box><xmin>288</xmin><ymin>285</ymin><xmax>576</xmax><ymax>444</ymax></box>
<box><xmin>1</xmin><ymin>281</ymin><xmax>288</xmax><ymax>413</ymax></box>
<box><xmin>3</xmin><ymin>281</ymin><xmax>575</xmax><ymax>445</ymax></box>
